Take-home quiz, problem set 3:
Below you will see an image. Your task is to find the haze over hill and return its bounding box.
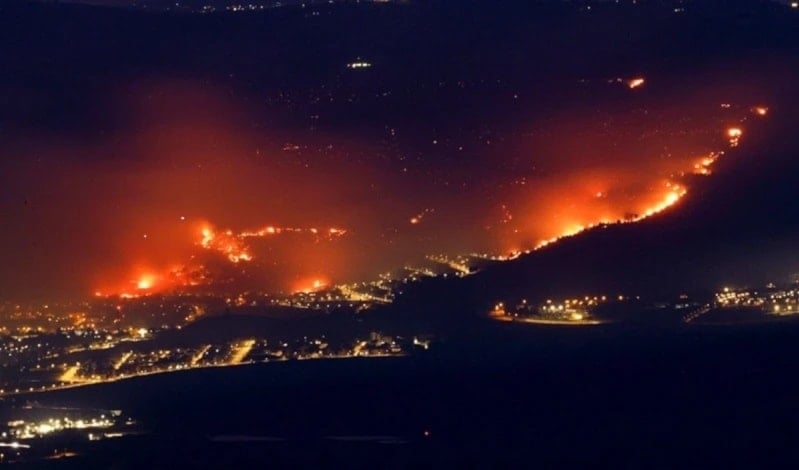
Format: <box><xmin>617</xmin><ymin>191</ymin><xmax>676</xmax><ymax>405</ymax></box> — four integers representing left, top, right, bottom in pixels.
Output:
<box><xmin>2</xmin><ymin>0</ymin><xmax>797</xmax><ymax>301</ymax></box>
<box><xmin>387</xmin><ymin>96</ymin><xmax>799</xmax><ymax>318</ymax></box>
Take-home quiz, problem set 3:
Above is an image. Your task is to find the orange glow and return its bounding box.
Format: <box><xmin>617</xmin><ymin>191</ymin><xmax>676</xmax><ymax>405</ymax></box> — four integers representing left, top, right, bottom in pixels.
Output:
<box><xmin>239</xmin><ymin>225</ymin><xmax>347</xmax><ymax>239</ymax></box>
<box><xmin>693</xmin><ymin>152</ymin><xmax>720</xmax><ymax>175</ymax></box>
<box><xmin>293</xmin><ymin>277</ymin><xmax>329</xmax><ymax>294</ymax></box>
<box><xmin>99</xmin><ymin>218</ymin><xmax>350</xmax><ymax>296</ymax></box>
<box><xmin>409</xmin><ymin>209</ymin><xmax>433</xmax><ymax>225</ymax></box>
<box><xmin>97</xmin><ymin>262</ymin><xmax>209</xmax><ymax>298</ymax></box>
<box><xmin>627</xmin><ymin>77</ymin><xmax>645</xmax><ymax>89</ymax></box>
<box><xmin>52</xmin><ymin>81</ymin><xmax>766</xmax><ymax>300</ymax></box>
<box><xmin>200</xmin><ymin>227</ymin><xmax>214</xmax><ymax>248</ymax></box>
<box><xmin>136</xmin><ymin>274</ymin><xmax>156</xmax><ymax>290</ymax></box>
<box><xmin>727</xmin><ymin>127</ymin><xmax>743</xmax><ymax>147</ymax></box>
<box><xmin>753</xmin><ymin>106</ymin><xmax>769</xmax><ymax>116</ymax></box>
<box><xmin>197</xmin><ymin>224</ymin><xmax>252</xmax><ymax>263</ymax></box>
<box><xmin>527</xmin><ymin>179</ymin><xmax>688</xmax><ymax>252</ymax></box>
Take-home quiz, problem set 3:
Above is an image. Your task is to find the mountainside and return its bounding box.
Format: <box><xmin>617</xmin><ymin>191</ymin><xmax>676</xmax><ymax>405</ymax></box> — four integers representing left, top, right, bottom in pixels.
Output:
<box><xmin>389</xmin><ymin>92</ymin><xmax>799</xmax><ymax>317</ymax></box>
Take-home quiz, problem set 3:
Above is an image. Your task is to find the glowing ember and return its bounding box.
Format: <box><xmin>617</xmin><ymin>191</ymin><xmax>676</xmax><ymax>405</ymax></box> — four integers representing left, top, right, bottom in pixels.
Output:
<box><xmin>239</xmin><ymin>225</ymin><xmax>347</xmax><ymax>239</ymax></box>
<box><xmin>627</xmin><ymin>77</ymin><xmax>645</xmax><ymax>89</ymax></box>
<box><xmin>409</xmin><ymin>208</ymin><xmax>434</xmax><ymax>225</ymax></box>
<box><xmin>693</xmin><ymin>152</ymin><xmax>721</xmax><ymax>175</ymax></box>
<box><xmin>727</xmin><ymin>127</ymin><xmax>743</xmax><ymax>147</ymax></box>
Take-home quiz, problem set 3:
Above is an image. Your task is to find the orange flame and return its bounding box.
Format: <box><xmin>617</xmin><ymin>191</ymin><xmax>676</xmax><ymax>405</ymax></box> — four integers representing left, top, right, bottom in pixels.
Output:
<box><xmin>627</xmin><ymin>77</ymin><xmax>645</xmax><ymax>89</ymax></box>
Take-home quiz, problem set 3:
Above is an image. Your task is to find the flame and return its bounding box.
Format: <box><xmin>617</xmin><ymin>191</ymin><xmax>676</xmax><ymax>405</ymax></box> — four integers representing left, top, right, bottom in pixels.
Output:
<box><xmin>72</xmin><ymin>81</ymin><xmax>766</xmax><ymax>301</ymax></box>
<box><xmin>693</xmin><ymin>152</ymin><xmax>721</xmax><ymax>175</ymax></box>
<box><xmin>239</xmin><ymin>225</ymin><xmax>347</xmax><ymax>239</ymax></box>
<box><xmin>136</xmin><ymin>274</ymin><xmax>156</xmax><ymax>290</ymax></box>
<box><xmin>96</xmin><ymin>263</ymin><xmax>209</xmax><ymax>298</ymax></box>
<box><xmin>727</xmin><ymin>127</ymin><xmax>743</xmax><ymax>147</ymax></box>
<box><xmin>198</xmin><ymin>224</ymin><xmax>252</xmax><ymax>263</ymax></box>
<box><xmin>293</xmin><ymin>277</ymin><xmax>329</xmax><ymax>294</ymax></box>
<box><xmin>98</xmin><ymin>220</ymin><xmax>348</xmax><ymax>296</ymax></box>
<box><xmin>200</xmin><ymin>227</ymin><xmax>214</xmax><ymax>248</ymax></box>
<box><xmin>627</xmin><ymin>77</ymin><xmax>645</xmax><ymax>89</ymax></box>
<box><xmin>530</xmin><ymin>181</ymin><xmax>688</xmax><ymax>252</ymax></box>
<box><xmin>753</xmin><ymin>106</ymin><xmax>768</xmax><ymax>116</ymax></box>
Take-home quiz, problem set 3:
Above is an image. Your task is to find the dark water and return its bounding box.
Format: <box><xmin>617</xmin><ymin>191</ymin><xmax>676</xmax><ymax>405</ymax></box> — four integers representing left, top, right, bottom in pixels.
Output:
<box><xmin>7</xmin><ymin>320</ymin><xmax>799</xmax><ymax>468</ymax></box>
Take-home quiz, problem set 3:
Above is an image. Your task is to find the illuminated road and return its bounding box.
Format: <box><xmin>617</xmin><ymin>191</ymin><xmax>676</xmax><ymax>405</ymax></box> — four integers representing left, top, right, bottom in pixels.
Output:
<box><xmin>427</xmin><ymin>255</ymin><xmax>471</xmax><ymax>276</ymax></box>
<box><xmin>491</xmin><ymin>316</ymin><xmax>606</xmax><ymax>326</ymax></box>
<box><xmin>113</xmin><ymin>351</ymin><xmax>134</xmax><ymax>371</ymax></box>
<box><xmin>191</xmin><ymin>345</ymin><xmax>211</xmax><ymax>366</ymax></box>
<box><xmin>58</xmin><ymin>365</ymin><xmax>81</xmax><ymax>382</ymax></box>
<box><xmin>512</xmin><ymin>317</ymin><xmax>605</xmax><ymax>326</ymax></box>
<box><xmin>683</xmin><ymin>305</ymin><xmax>712</xmax><ymax>323</ymax></box>
<box><xmin>338</xmin><ymin>285</ymin><xmax>392</xmax><ymax>304</ymax></box>
<box><xmin>351</xmin><ymin>341</ymin><xmax>368</xmax><ymax>356</ymax></box>
<box><xmin>229</xmin><ymin>340</ymin><xmax>255</xmax><ymax>365</ymax></box>
<box><xmin>58</xmin><ymin>365</ymin><xmax>100</xmax><ymax>384</ymax></box>
<box><xmin>1</xmin><ymin>352</ymin><xmax>407</xmax><ymax>398</ymax></box>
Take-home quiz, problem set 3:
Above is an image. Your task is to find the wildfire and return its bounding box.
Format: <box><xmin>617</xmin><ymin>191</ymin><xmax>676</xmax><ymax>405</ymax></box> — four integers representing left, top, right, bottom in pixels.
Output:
<box><xmin>239</xmin><ymin>225</ymin><xmax>348</xmax><ymax>239</ymax></box>
<box><xmin>96</xmin><ymin>263</ymin><xmax>209</xmax><ymax>299</ymax></box>
<box><xmin>199</xmin><ymin>222</ymin><xmax>348</xmax><ymax>263</ymax></box>
<box><xmin>531</xmin><ymin>181</ymin><xmax>687</xmax><ymax>252</ymax></box>
<box><xmin>293</xmin><ymin>277</ymin><xmax>329</xmax><ymax>294</ymax></box>
<box><xmin>639</xmin><ymin>186</ymin><xmax>685</xmax><ymax>217</ymax></box>
<box><xmin>96</xmin><ymin>219</ymin><xmax>348</xmax><ymax>297</ymax></box>
<box><xmin>87</xmin><ymin>95</ymin><xmax>766</xmax><ymax>301</ymax></box>
<box><xmin>693</xmin><ymin>152</ymin><xmax>721</xmax><ymax>175</ymax></box>
<box><xmin>523</xmin><ymin>120</ymin><xmax>759</xmax><ymax>257</ymax></box>
<box><xmin>198</xmin><ymin>224</ymin><xmax>253</xmax><ymax>263</ymax></box>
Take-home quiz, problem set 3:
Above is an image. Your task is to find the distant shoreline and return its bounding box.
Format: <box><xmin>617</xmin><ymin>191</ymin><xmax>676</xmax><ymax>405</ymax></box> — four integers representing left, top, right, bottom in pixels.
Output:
<box><xmin>0</xmin><ymin>353</ymin><xmax>408</xmax><ymax>400</ymax></box>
